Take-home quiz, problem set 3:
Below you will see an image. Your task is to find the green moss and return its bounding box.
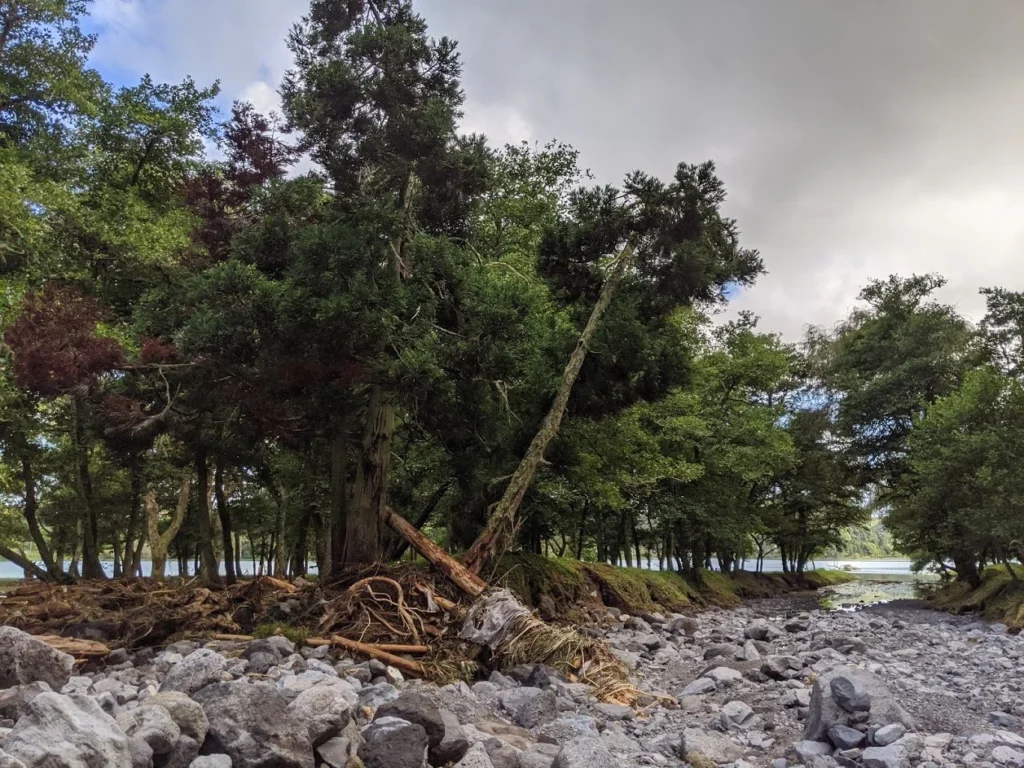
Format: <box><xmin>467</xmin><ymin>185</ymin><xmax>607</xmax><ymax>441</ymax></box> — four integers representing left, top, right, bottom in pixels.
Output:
<box><xmin>931</xmin><ymin>564</ymin><xmax>1024</xmax><ymax>629</ymax></box>
<box><xmin>685</xmin><ymin>753</ymin><xmax>717</xmax><ymax>768</ymax></box>
<box><xmin>252</xmin><ymin>622</ymin><xmax>309</xmax><ymax>644</ymax></box>
<box><xmin>492</xmin><ymin>554</ymin><xmax>591</xmax><ymax>619</ymax></box>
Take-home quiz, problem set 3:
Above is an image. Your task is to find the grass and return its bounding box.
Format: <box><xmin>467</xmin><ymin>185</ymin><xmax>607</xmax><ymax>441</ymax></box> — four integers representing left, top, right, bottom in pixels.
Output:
<box><xmin>0</xmin><ymin>578</ymin><xmax>20</xmax><ymax>594</ymax></box>
<box><xmin>252</xmin><ymin>622</ymin><xmax>309</xmax><ymax>645</ymax></box>
<box><xmin>931</xmin><ymin>564</ymin><xmax>1024</xmax><ymax>630</ymax></box>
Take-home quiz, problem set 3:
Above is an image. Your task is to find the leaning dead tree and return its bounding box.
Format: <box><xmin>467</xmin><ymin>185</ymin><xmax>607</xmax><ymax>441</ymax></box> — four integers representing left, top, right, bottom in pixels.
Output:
<box><xmin>145</xmin><ymin>478</ymin><xmax>190</xmax><ymax>581</ymax></box>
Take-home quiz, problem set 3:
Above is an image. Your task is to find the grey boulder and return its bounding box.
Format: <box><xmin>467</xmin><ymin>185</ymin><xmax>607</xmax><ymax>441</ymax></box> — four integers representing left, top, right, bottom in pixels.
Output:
<box><xmin>144</xmin><ymin>691</ymin><xmax>209</xmax><ymax>743</ymax></box>
<box><xmin>0</xmin><ymin>627</ymin><xmax>75</xmax><ymax>690</ymax></box>
<box><xmin>160</xmin><ymin>650</ymin><xmax>228</xmax><ymax>696</ymax></box>
<box><xmin>804</xmin><ymin>666</ymin><xmax>914</xmax><ymax>742</ymax></box>
<box><xmin>1</xmin><ymin>692</ymin><xmax>131</xmax><ymax>768</ymax></box>
<box><xmin>552</xmin><ymin>737</ymin><xmax>622</xmax><ymax>768</ymax></box>
<box><xmin>359</xmin><ymin>717</ymin><xmax>428</xmax><ymax>768</ymax></box>
<box><xmin>374</xmin><ymin>692</ymin><xmax>444</xmax><ymax>748</ymax></box>
<box><xmin>189</xmin><ymin>757</ymin><xmax>233</xmax><ymax>768</ymax></box>
<box><xmin>116</xmin><ymin>704</ymin><xmax>181</xmax><ymax>755</ymax></box>
<box><xmin>287</xmin><ymin>682</ymin><xmax>357</xmax><ymax>746</ymax></box>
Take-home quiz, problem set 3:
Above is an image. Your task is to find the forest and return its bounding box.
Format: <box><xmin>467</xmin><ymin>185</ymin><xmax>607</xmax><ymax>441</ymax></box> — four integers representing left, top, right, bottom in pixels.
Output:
<box><xmin>2</xmin><ymin>0</ymin><xmax>1022</xmax><ymax>591</ymax></box>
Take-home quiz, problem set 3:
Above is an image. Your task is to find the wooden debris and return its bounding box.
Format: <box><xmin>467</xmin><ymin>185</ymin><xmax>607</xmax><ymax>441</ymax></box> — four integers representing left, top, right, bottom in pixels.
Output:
<box><xmin>329</xmin><ymin>635</ymin><xmax>426</xmax><ymax>676</ymax></box>
<box><xmin>35</xmin><ymin>635</ymin><xmax>110</xmax><ymax>658</ymax></box>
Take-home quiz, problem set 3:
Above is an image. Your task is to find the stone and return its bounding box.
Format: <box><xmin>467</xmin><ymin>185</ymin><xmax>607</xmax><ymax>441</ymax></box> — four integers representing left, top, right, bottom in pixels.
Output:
<box><xmin>0</xmin><ymin>627</ymin><xmax>75</xmax><ymax>690</ymax></box>
<box><xmin>144</xmin><ymin>691</ymin><xmax>209</xmax><ymax>743</ymax></box>
<box><xmin>670</xmin><ymin>616</ymin><xmax>699</xmax><ymax>635</ymax></box>
<box><xmin>830</xmin><ymin>675</ymin><xmax>870</xmax><ymax>714</ymax></box>
<box><xmin>706</xmin><ymin>666</ymin><xmax>743</xmax><ymax>685</ymax></box>
<box><xmin>552</xmin><ymin>737</ymin><xmax>622</xmax><ymax>768</ymax></box>
<box><xmin>160</xmin><ymin>735</ymin><xmax>200</xmax><ymax>768</ymax></box>
<box><xmin>193</xmin><ymin>680</ymin><xmax>314</xmax><ymax>768</ymax></box>
<box><xmin>374</xmin><ymin>692</ymin><xmax>444</xmax><ymax>748</ymax></box>
<box><xmin>505</xmin><ymin>665</ymin><xmax>565</xmax><ymax>689</ymax></box>
<box><xmin>128</xmin><ymin>736</ymin><xmax>154</xmax><ymax>768</ymax></box>
<box><xmin>680</xmin><ymin>677</ymin><xmax>716</xmax><ymax>695</ymax></box>
<box><xmin>357</xmin><ymin>683</ymin><xmax>399</xmax><ymax>711</ymax></box>
<box><xmin>288</xmin><ymin>682</ymin><xmax>357</xmax><ymax>746</ymax></box>
<box><xmin>244</xmin><ymin>652</ymin><xmax>276</xmax><ymax>675</ymax></box>
<box><xmin>720</xmin><ymin>700</ymin><xmax>755</xmax><ymax>729</ymax></box>
<box><xmin>794</xmin><ymin>741</ymin><xmax>832</xmax><ymax>763</ymax></box>
<box><xmin>454</xmin><ymin>742</ymin><xmax>494</xmax><ymax>768</ymax></box>
<box><xmin>116</xmin><ymin>704</ymin><xmax>181</xmax><ymax>755</ymax></box>
<box><xmin>431</xmin><ymin>710</ymin><xmax>470</xmax><ymax>766</ymax></box>
<box><xmin>189</xmin><ymin>757</ymin><xmax>233</xmax><ymax>768</ymax></box>
<box><xmin>744</xmin><ymin>619</ymin><xmax>780</xmax><ymax>641</ymax></box>
<box><xmin>0</xmin><ymin>751</ymin><xmax>27</xmax><ymax>768</ymax></box>
<box><xmin>739</xmin><ymin>640</ymin><xmax>762</xmax><ymax>661</ymax></box>
<box><xmin>316</xmin><ymin>736</ymin><xmax>351</xmax><ymax>768</ymax></box>
<box><xmin>0</xmin><ymin>683</ymin><xmax>51</xmax><ymax>722</ymax></box>
<box><xmin>497</xmin><ymin>687</ymin><xmax>557</xmax><ymax>729</ymax></box>
<box><xmin>991</xmin><ymin>746</ymin><xmax>1024</xmax><ymax>767</ymax></box>
<box><xmin>538</xmin><ymin>715</ymin><xmax>600</xmax><ymax>744</ymax></box>
<box><xmin>873</xmin><ymin>723</ymin><xmax>907</xmax><ymax>746</ymax></box>
<box><xmin>1</xmin><ymin>692</ymin><xmax>131</xmax><ymax>768</ymax></box>
<box><xmin>159</xmin><ymin>650</ymin><xmax>228</xmax><ymax>696</ymax></box>
<box><xmin>804</xmin><ymin>666</ymin><xmax>914</xmax><ymax>743</ymax></box>
<box><xmin>593</xmin><ymin>703</ymin><xmax>632</xmax><ymax>721</ymax></box>
<box><xmin>679</xmin><ymin>728</ymin><xmax>744</xmax><ymax>763</ymax></box>
<box><xmin>359</xmin><ymin>717</ymin><xmax>428</xmax><ymax>768</ymax></box>
<box><xmin>762</xmin><ymin>656</ymin><xmax>803</xmax><ymax>680</ymax></box>
<box><xmin>828</xmin><ymin>724</ymin><xmax>866</xmax><ymax>749</ymax></box>
<box><xmin>862</xmin><ymin>744</ymin><xmax>910</xmax><ymax>768</ymax></box>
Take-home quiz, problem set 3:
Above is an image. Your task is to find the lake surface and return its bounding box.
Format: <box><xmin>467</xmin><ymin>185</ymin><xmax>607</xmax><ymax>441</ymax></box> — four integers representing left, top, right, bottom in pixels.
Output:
<box><xmin>0</xmin><ymin>559</ymin><xmax>320</xmax><ymax>579</ymax></box>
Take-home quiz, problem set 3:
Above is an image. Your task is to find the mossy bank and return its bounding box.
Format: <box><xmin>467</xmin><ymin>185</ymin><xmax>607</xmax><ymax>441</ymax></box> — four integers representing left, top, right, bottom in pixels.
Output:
<box><xmin>930</xmin><ymin>564</ymin><xmax>1024</xmax><ymax>630</ymax></box>
<box><xmin>490</xmin><ymin>554</ymin><xmax>855</xmax><ymax>621</ymax></box>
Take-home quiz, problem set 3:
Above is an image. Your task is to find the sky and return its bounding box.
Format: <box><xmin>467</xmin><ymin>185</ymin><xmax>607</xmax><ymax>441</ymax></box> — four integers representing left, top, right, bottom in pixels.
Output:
<box><xmin>85</xmin><ymin>0</ymin><xmax>1024</xmax><ymax>340</ymax></box>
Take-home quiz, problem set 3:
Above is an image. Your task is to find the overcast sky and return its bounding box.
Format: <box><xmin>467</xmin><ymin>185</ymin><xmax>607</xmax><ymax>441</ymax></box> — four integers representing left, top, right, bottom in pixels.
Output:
<box><xmin>87</xmin><ymin>0</ymin><xmax>1024</xmax><ymax>340</ymax></box>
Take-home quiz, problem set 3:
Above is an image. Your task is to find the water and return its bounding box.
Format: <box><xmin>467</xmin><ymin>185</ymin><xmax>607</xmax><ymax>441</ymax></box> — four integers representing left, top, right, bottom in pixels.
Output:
<box><xmin>0</xmin><ymin>559</ymin><xmax>319</xmax><ymax>580</ymax></box>
<box><xmin>633</xmin><ymin>557</ymin><xmax>915</xmax><ymax>575</ymax></box>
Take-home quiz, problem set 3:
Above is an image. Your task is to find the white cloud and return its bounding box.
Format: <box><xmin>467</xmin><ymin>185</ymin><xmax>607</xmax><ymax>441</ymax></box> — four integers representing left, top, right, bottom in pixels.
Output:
<box><xmin>239</xmin><ymin>81</ymin><xmax>282</xmax><ymax>117</ymax></box>
<box><xmin>459</xmin><ymin>103</ymin><xmax>532</xmax><ymax>147</ymax></box>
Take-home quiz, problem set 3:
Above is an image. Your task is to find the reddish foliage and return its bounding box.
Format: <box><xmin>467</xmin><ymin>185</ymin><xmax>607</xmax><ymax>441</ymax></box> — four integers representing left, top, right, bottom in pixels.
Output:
<box><xmin>139</xmin><ymin>338</ymin><xmax>180</xmax><ymax>365</ymax></box>
<box><xmin>4</xmin><ymin>285</ymin><xmax>125</xmax><ymax>396</ymax></box>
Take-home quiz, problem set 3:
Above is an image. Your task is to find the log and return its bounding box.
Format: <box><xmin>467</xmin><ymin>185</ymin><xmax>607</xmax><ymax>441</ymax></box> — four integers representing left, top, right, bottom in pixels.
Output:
<box><xmin>384</xmin><ymin>507</ymin><xmax>487</xmax><ymax>598</ymax></box>
<box><xmin>35</xmin><ymin>635</ymin><xmax>110</xmax><ymax>658</ymax></box>
<box><xmin>305</xmin><ymin>637</ymin><xmax>428</xmax><ymax>654</ymax></box>
<box><xmin>209</xmin><ymin>633</ymin><xmax>255</xmax><ymax>642</ymax></box>
<box><xmin>330</xmin><ymin>635</ymin><xmax>425</xmax><ymax>676</ymax></box>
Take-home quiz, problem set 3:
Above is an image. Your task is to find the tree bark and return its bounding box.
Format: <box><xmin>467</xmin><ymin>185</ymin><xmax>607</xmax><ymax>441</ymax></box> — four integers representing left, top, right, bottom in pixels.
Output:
<box><xmin>384</xmin><ymin>507</ymin><xmax>487</xmax><ymax>597</ymax></box>
<box><xmin>71</xmin><ymin>396</ymin><xmax>105</xmax><ymax>580</ymax></box>
<box><xmin>462</xmin><ymin>242</ymin><xmax>635</xmax><ymax>573</ymax></box>
<box><xmin>328</xmin><ymin>430</ymin><xmax>348</xmax><ymax>578</ymax></box>
<box><xmin>214</xmin><ymin>457</ymin><xmax>236</xmax><ymax>585</ymax></box>
<box><xmin>146</xmin><ymin>479</ymin><xmax>189</xmax><ymax>581</ymax></box>
<box><xmin>123</xmin><ymin>455</ymin><xmax>144</xmax><ymax>578</ymax></box>
<box><xmin>0</xmin><ymin>543</ymin><xmax>48</xmax><ymax>580</ymax></box>
<box><xmin>390</xmin><ymin>479</ymin><xmax>454</xmax><ymax>561</ymax></box>
<box><xmin>20</xmin><ymin>453</ymin><xmax>65</xmax><ymax>580</ymax></box>
<box><xmin>194</xmin><ymin>450</ymin><xmax>222</xmax><ymax>586</ymax></box>
<box><xmin>345</xmin><ymin>387</ymin><xmax>392</xmax><ymax>565</ymax></box>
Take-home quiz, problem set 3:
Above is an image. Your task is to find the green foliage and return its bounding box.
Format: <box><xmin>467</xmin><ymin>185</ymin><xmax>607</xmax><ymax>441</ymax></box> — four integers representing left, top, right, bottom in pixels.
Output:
<box><xmin>252</xmin><ymin>622</ymin><xmax>309</xmax><ymax>644</ymax></box>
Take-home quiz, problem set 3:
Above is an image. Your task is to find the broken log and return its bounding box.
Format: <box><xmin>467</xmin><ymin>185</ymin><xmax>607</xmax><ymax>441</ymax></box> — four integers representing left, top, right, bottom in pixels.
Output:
<box><xmin>384</xmin><ymin>507</ymin><xmax>487</xmax><ymax>598</ymax></box>
<box><xmin>35</xmin><ymin>635</ymin><xmax>110</xmax><ymax>659</ymax></box>
<box><xmin>329</xmin><ymin>635</ymin><xmax>426</xmax><ymax>676</ymax></box>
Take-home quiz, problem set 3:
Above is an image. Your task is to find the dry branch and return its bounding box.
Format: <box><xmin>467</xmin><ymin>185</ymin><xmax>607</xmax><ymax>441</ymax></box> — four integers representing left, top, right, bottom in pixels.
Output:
<box><xmin>329</xmin><ymin>635</ymin><xmax>426</xmax><ymax>676</ymax></box>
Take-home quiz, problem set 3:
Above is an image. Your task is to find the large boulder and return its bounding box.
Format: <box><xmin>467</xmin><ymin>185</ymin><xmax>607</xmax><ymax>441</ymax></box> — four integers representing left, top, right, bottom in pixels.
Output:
<box><xmin>803</xmin><ymin>666</ymin><xmax>915</xmax><ymax>743</ymax></box>
<box><xmin>1</xmin><ymin>692</ymin><xmax>132</xmax><ymax>768</ymax></box>
<box><xmin>374</xmin><ymin>693</ymin><xmax>444</xmax><ymax>748</ymax></box>
<box><xmin>359</xmin><ymin>717</ymin><xmax>428</xmax><ymax>768</ymax></box>
<box><xmin>287</xmin><ymin>682</ymin><xmax>357</xmax><ymax>746</ymax></box>
<box><xmin>0</xmin><ymin>752</ymin><xmax>27</xmax><ymax>768</ymax></box>
<box><xmin>116</xmin><ymin>705</ymin><xmax>181</xmax><ymax>755</ymax></box>
<box><xmin>679</xmin><ymin>728</ymin><xmax>744</xmax><ymax>764</ymax></box>
<box><xmin>192</xmin><ymin>680</ymin><xmax>314</xmax><ymax>768</ymax></box>
<box><xmin>144</xmin><ymin>691</ymin><xmax>209</xmax><ymax>743</ymax></box>
<box><xmin>0</xmin><ymin>683</ymin><xmax>51</xmax><ymax>722</ymax></box>
<box><xmin>497</xmin><ymin>688</ymin><xmax>557</xmax><ymax>729</ymax></box>
<box><xmin>159</xmin><ymin>650</ymin><xmax>228</xmax><ymax>696</ymax></box>
<box><xmin>0</xmin><ymin>628</ymin><xmax>75</xmax><ymax>690</ymax></box>
<box><xmin>432</xmin><ymin>710</ymin><xmax>470</xmax><ymax>766</ymax></box>
<box><xmin>553</xmin><ymin>737</ymin><xmax>622</xmax><ymax>768</ymax></box>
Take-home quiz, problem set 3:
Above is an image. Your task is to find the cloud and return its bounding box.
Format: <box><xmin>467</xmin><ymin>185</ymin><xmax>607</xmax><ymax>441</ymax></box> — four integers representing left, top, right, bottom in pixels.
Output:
<box><xmin>85</xmin><ymin>0</ymin><xmax>1024</xmax><ymax>339</ymax></box>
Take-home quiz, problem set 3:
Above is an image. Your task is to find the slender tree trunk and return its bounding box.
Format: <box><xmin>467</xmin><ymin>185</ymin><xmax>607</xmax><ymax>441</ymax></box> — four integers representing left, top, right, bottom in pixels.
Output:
<box><xmin>19</xmin><ymin>453</ymin><xmax>65</xmax><ymax>580</ymax></box>
<box><xmin>214</xmin><ymin>458</ymin><xmax>236</xmax><ymax>585</ymax></box>
<box><xmin>463</xmin><ymin>242</ymin><xmax>635</xmax><ymax>573</ymax></box>
<box><xmin>390</xmin><ymin>479</ymin><xmax>453</xmax><ymax>560</ymax></box>
<box><xmin>112</xmin><ymin>532</ymin><xmax>123</xmax><ymax>578</ymax></box>
<box><xmin>329</xmin><ymin>430</ymin><xmax>348</xmax><ymax>577</ymax></box>
<box><xmin>345</xmin><ymin>388</ymin><xmax>392</xmax><ymax>565</ymax></box>
<box><xmin>234</xmin><ymin>530</ymin><xmax>242</xmax><ymax>577</ymax></box>
<box><xmin>71</xmin><ymin>396</ymin><xmax>105</xmax><ymax>579</ymax></box>
<box><xmin>0</xmin><ymin>543</ymin><xmax>49</xmax><ymax>580</ymax></box>
<box><xmin>291</xmin><ymin>506</ymin><xmax>313</xmax><ymax>578</ymax></box>
<box><xmin>146</xmin><ymin>479</ymin><xmax>189</xmax><ymax>581</ymax></box>
<box><xmin>575</xmin><ymin>508</ymin><xmax>588</xmax><ymax>560</ymax></box>
<box><xmin>630</xmin><ymin>513</ymin><xmax>642</xmax><ymax>568</ymax></box>
<box><xmin>193</xmin><ymin>450</ymin><xmax>222</xmax><ymax>586</ymax></box>
<box><xmin>124</xmin><ymin>455</ymin><xmax>144</xmax><ymax>578</ymax></box>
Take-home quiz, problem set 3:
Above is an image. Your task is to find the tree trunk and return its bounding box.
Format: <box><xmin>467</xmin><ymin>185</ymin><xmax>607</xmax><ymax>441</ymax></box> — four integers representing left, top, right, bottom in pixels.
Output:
<box><xmin>0</xmin><ymin>543</ymin><xmax>49</xmax><ymax>580</ymax></box>
<box><xmin>384</xmin><ymin>507</ymin><xmax>487</xmax><ymax>597</ymax></box>
<box><xmin>462</xmin><ymin>242</ymin><xmax>635</xmax><ymax>573</ymax></box>
<box><xmin>214</xmin><ymin>458</ymin><xmax>236</xmax><ymax>585</ymax></box>
<box><xmin>329</xmin><ymin>430</ymin><xmax>348</xmax><ymax>577</ymax></box>
<box><xmin>71</xmin><ymin>396</ymin><xmax>105</xmax><ymax>580</ymax></box>
<box><xmin>345</xmin><ymin>388</ymin><xmax>392</xmax><ymax>566</ymax></box>
<box><xmin>123</xmin><ymin>455</ymin><xmax>144</xmax><ymax>578</ymax></box>
<box><xmin>390</xmin><ymin>479</ymin><xmax>453</xmax><ymax>561</ymax></box>
<box><xmin>630</xmin><ymin>513</ymin><xmax>642</xmax><ymax>568</ymax></box>
<box><xmin>20</xmin><ymin>453</ymin><xmax>65</xmax><ymax>580</ymax></box>
<box><xmin>194</xmin><ymin>451</ymin><xmax>222</xmax><ymax>586</ymax></box>
<box><xmin>146</xmin><ymin>479</ymin><xmax>189</xmax><ymax>581</ymax></box>
<box><xmin>291</xmin><ymin>506</ymin><xmax>313</xmax><ymax>578</ymax></box>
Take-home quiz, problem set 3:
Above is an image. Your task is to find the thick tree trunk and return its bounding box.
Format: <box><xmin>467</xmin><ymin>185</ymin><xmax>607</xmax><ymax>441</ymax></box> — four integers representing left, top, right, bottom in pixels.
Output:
<box><xmin>214</xmin><ymin>458</ymin><xmax>236</xmax><ymax>585</ymax></box>
<box><xmin>462</xmin><ymin>242</ymin><xmax>634</xmax><ymax>573</ymax></box>
<box><xmin>146</xmin><ymin>479</ymin><xmax>189</xmax><ymax>581</ymax></box>
<box><xmin>345</xmin><ymin>388</ymin><xmax>392</xmax><ymax>565</ymax></box>
<box><xmin>194</xmin><ymin>451</ymin><xmax>222</xmax><ymax>586</ymax></box>
<box><xmin>71</xmin><ymin>396</ymin><xmax>105</xmax><ymax>580</ymax></box>
<box><xmin>328</xmin><ymin>430</ymin><xmax>348</xmax><ymax>577</ymax></box>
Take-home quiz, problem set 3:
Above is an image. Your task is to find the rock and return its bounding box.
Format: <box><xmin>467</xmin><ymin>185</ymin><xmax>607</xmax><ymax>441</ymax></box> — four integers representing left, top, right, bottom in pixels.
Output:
<box><xmin>679</xmin><ymin>728</ymin><xmax>744</xmax><ymax>763</ymax></box>
<box><xmin>794</xmin><ymin>740</ymin><xmax>832</xmax><ymax>763</ymax></box>
<box><xmin>720</xmin><ymin>700</ymin><xmax>755</xmax><ymax>729</ymax></box>
<box><xmin>739</xmin><ymin>640</ymin><xmax>762</xmax><ymax>661</ymax></box>
<box><xmin>505</xmin><ymin>665</ymin><xmax>565</xmax><ymax>689</ymax></box>
<box><xmin>552</xmin><ymin>737</ymin><xmax>622</xmax><ymax>768</ymax></box>
<box><xmin>0</xmin><ymin>627</ymin><xmax>75</xmax><ymax>690</ymax></box>
<box><xmin>244</xmin><ymin>652</ymin><xmax>276</xmax><ymax>675</ymax></box>
<box><xmin>680</xmin><ymin>677</ymin><xmax>716</xmax><ymax>696</ymax></box>
<box><xmin>862</xmin><ymin>744</ymin><xmax>909</xmax><ymax>768</ymax></box>
<box><xmin>497</xmin><ymin>688</ymin><xmax>557</xmax><ymax>729</ymax></box>
<box><xmin>828</xmin><ymin>724</ymin><xmax>866</xmax><ymax>749</ymax></box>
<box><xmin>0</xmin><ymin>683</ymin><xmax>51</xmax><ymax>722</ymax></box>
<box><xmin>785</xmin><ymin>617</ymin><xmax>810</xmax><ymax>633</ymax></box>
<box><xmin>357</xmin><ymin>683</ymin><xmax>399</xmax><ymax>711</ymax></box>
<box><xmin>670</xmin><ymin>616</ymin><xmax>699</xmax><ymax>635</ymax></box>
<box><xmin>830</xmin><ymin>675</ymin><xmax>870</xmax><ymax>714</ymax></box>
<box><xmin>762</xmin><ymin>656</ymin><xmax>803</xmax><ymax>680</ymax></box>
<box><xmin>189</xmin><ymin>757</ymin><xmax>233</xmax><ymax>768</ymax></box>
<box><xmin>128</xmin><ymin>736</ymin><xmax>154</xmax><ymax>768</ymax></box>
<box><xmin>116</xmin><ymin>704</ymin><xmax>181</xmax><ymax>755</ymax></box>
<box><xmin>161</xmin><ymin>735</ymin><xmax>200</xmax><ymax>768</ymax></box>
<box><xmin>873</xmin><ymin>723</ymin><xmax>906</xmax><ymax>746</ymax></box>
<box><xmin>193</xmin><ymin>680</ymin><xmax>314</xmax><ymax>768</ymax></box>
<box><xmin>992</xmin><ymin>746</ymin><xmax>1024</xmax><ymax>767</ymax></box>
<box><xmin>145</xmin><ymin>691</ymin><xmax>209</xmax><ymax>744</ymax></box>
<box><xmin>288</xmin><ymin>682</ymin><xmax>357</xmax><ymax>746</ymax></box>
<box><xmin>593</xmin><ymin>703</ymin><xmax>632</xmax><ymax>721</ymax></box>
<box><xmin>744</xmin><ymin>619</ymin><xmax>780</xmax><ymax>641</ymax></box>
<box><xmin>706</xmin><ymin>666</ymin><xmax>742</xmax><ymax>685</ymax></box>
<box><xmin>538</xmin><ymin>715</ymin><xmax>600</xmax><ymax>744</ymax></box>
<box><xmin>991</xmin><ymin>712</ymin><xmax>1021</xmax><ymax>729</ymax></box>
<box><xmin>374</xmin><ymin>693</ymin><xmax>444</xmax><ymax>748</ymax></box>
<box><xmin>454</xmin><ymin>742</ymin><xmax>494</xmax><ymax>768</ymax></box>
<box><xmin>359</xmin><ymin>717</ymin><xmax>428</xmax><ymax>768</ymax></box>
<box><xmin>0</xmin><ymin>751</ymin><xmax>27</xmax><ymax>768</ymax></box>
<box><xmin>803</xmin><ymin>666</ymin><xmax>914</xmax><ymax>743</ymax></box>
<box><xmin>160</xmin><ymin>650</ymin><xmax>228</xmax><ymax>696</ymax></box>
<box><xmin>316</xmin><ymin>736</ymin><xmax>351</xmax><ymax>768</ymax></box>
<box><xmin>1</xmin><ymin>692</ymin><xmax>131</xmax><ymax>768</ymax></box>
<box><xmin>431</xmin><ymin>711</ymin><xmax>470</xmax><ymax>766</ymax></box>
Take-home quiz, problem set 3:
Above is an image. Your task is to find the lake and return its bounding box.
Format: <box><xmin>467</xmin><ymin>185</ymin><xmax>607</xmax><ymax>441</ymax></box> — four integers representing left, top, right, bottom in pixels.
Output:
<box><xmin>0</xmin><ymin>559</ymin><xmax>320</xmax><ymax>580</ymax></box>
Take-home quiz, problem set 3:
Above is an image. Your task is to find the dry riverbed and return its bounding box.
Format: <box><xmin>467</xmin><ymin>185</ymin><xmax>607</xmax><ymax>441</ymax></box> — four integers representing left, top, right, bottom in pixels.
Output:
<box><xmin>0</xmin><ymin>586</ymin><xmax>1022</xmax><ymax>768</ymax></box>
